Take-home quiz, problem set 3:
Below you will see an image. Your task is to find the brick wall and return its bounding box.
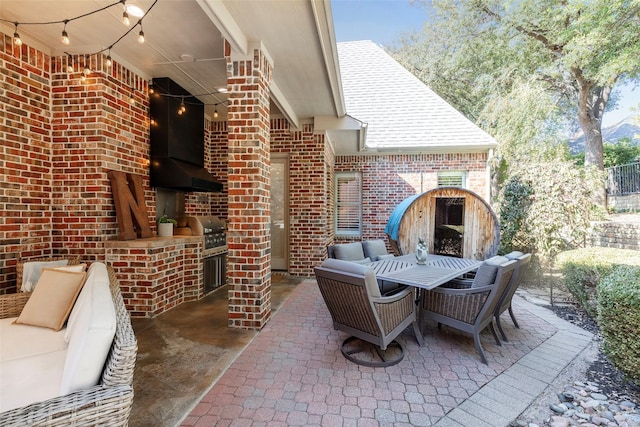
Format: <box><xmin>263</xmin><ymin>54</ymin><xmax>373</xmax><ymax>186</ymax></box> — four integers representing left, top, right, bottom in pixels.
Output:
<box><xmin>226</xmin><ymin>43</ymin><xmax>273</xmax><ymax>329</ymax></box>
<box><xmin>334</xmin><ymin>152</ymin><xmax>489</xmax><ymax>244</ymax></box>
<box><xmin>0</xmin><ymin>34</ymin><xmax>53</xmax><ymax>291</ymax></box>
<box><xmin>271</xmin><ymin>119</ymin><xmax>328</xmax><ymax>275</ymax></box>
<box><xmin>51</xmin><ymin>54</ymin><xmax>151</xmax><ymax>260</ymax></box>
<box><xmin>105</xmin><ymin>237</ymin><xmax>203</xmax><ymax>317</ymax></box>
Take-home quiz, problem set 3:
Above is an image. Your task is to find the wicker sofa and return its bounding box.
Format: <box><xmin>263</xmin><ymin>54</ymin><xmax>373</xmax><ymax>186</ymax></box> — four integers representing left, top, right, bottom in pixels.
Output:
<box><xmin>0</xmin><ymin>261</ymin><xmax>137</xmax><ymax>426</ymax></box>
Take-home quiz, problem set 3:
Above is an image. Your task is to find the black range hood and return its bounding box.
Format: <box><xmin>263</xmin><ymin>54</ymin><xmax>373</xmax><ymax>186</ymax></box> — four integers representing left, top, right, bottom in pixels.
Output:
<box><xmin>149</xmin><ymin>77</ymin><xmax>223</xmax><ymax>193</ymax></box>
<box><xmin>150</xmin><ymin>158</ymin><xmax>223</xmax><ymax>192</ymax></box>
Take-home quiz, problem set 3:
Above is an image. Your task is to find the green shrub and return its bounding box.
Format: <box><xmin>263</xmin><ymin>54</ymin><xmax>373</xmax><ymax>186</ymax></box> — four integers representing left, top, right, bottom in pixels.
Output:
<box><xmin>556</xmin><ymin>247</ymin><xmax>640</xmax><ymax>317</ymax></box>
<box><xmin>597</xmin><ymin>265</ymin><xmax>640</xmax><ymax>383</ymax></box>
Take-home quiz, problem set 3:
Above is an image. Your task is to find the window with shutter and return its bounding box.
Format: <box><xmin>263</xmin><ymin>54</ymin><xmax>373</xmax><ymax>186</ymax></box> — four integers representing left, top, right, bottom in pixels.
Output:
<box><xmin>335</xmin><ymin>172</ymin><xmax>362</xmax><ymax>236</ymax></box>
<box><xmin>437</xmin><ymin>171</ymin><xmax>466</xmax><ymax>188</ymax></box>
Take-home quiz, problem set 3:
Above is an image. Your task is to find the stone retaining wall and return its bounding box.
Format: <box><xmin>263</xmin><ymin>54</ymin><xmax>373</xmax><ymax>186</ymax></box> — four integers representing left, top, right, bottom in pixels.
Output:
<box><xmin>608</xmin><ymin>193</ymin><xmax>640</xmax><ymax>212</ymax></box>
<box><xmin>590</xmin><ymin>221</ymin><xmax>640</xmax><ymax>251</ymax></box>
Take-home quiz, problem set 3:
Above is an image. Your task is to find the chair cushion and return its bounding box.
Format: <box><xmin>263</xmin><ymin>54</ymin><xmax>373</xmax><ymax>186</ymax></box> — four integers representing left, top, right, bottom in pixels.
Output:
<box><xmin>333</xmin><ymin>242</ymin><xmax>366</xmax><ymax>261</ymax></box>
<box><xmin>321</xmin><ymin>258</ymin><xmax>381</xmax><ymax>298</ymax></box>
<box><xmin>362</xmin><ymin>240</ymin><xmax>388</xmax><ymax>261</ymax></box>
<box><xmin>504</xmin><ymin>251</ymin><xmax>524</xmax><ymax>260</ymax></box>
<box><xmin>14</xmin><ymin>269</ymin><xmax>87</xmax><ymax>331</ymax></box>
<box><xmin>377</xmin><ymin>254</ymin><xmax>395</xmax><ymax>261</ymax></box>
<box><xmin>472</xmin><ymin>256</ymin><xmax>509</xmax><ymax>288</ymax></box>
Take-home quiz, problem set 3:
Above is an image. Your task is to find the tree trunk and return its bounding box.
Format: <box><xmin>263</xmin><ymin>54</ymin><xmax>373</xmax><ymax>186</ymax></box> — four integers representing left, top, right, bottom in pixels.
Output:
<box><xmin>576</xmin><ymin>79</ymin><xmax>610</xmax><ymax>208</ymax></box>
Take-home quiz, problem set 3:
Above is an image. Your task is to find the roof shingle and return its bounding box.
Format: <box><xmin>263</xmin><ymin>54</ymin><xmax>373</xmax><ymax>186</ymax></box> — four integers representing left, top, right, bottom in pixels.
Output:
<box><xmin>337</xmin><ymin>40</ymin><xmax>497</xmax><ymax>151</ymax></box>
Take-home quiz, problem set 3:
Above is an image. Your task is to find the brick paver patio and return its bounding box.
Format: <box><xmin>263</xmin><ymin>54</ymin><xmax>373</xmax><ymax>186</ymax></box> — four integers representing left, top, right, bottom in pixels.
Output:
<box><xmin>181</xmin><ymin>279</ymin><xmax>592</xmax><ymax>426</ymax></box>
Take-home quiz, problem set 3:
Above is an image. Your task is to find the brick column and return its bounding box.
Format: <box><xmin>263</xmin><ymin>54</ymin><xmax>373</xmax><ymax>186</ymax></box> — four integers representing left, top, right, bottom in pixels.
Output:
<box><xmin>225</xmin><ymin>41</ymin><xmax>273</xmax><ymax>329</ymax></box>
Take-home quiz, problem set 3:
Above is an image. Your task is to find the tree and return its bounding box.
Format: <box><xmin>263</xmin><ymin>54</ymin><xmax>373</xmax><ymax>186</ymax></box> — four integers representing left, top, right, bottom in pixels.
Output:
<box><xmin>393</xmin><ymin>0</ymin><xmax>640</xmax><ymax>206</ymax></box>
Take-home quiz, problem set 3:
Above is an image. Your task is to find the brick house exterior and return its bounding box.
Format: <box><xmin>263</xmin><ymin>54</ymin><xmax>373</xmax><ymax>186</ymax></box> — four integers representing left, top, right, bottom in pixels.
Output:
<box><xmin>0</xmin><ymin>33</ymin><xmax>495</xmax><ymax>329</ymax></box>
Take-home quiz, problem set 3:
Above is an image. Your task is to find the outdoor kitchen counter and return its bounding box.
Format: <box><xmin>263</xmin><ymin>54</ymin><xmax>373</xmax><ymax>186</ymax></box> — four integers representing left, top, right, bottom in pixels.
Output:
<box><xmin>104</xmin><ymin>235</ymin><xmax>204</xmax><ymax>248</ymax></box>
<box><xmin>104</xmin><ymin>236</ymin><xmax>226</xmax><ymax>318</ymax></box>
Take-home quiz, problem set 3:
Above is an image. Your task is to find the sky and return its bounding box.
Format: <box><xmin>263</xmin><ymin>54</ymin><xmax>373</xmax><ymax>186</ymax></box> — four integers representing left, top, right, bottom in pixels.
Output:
<box><xmin>330</xmin><ymin>0</ymin><xmax>639</xmax><ymax>128</ymax></box>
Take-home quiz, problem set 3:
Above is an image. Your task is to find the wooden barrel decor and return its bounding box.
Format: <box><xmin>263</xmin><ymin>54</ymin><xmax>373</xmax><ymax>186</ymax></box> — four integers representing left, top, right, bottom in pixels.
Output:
<box><xmin>384</xmin><ymin>187</ymin><xmax>500</xmax><ymax>260</ymax></box>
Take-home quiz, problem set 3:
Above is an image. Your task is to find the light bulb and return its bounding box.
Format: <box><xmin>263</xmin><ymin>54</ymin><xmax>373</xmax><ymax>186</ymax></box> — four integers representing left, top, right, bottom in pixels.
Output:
<box><xmin>81</xmin><ymin>72</ymin><xmax>87</xmax><ymax>82</ymax></box>
<box><xmin>84</xmin><ymin>65</ymin><xmax>91</xmax><ymax>75</ymax></box>
<box><xmin>13</xmin><ymin>23</ymin><xmax>22</xmax><ymax>46</ymax></box>
<box><xmin>61</xmin><ymin>21</ymin><xmax>70</xmax><ymax>45</ymax></box>
<box><xmin>66</xmin><ymin>56</ymin><xmax>74</xmax><ymax>73</ymax></box>
<box><xmin>106</xmin><ymin>55</ymin><xmax>112</xmax><ymax>68</ymax></box>
<box><xmin>138</xmin><ymin>28</ymin><xmax>145</xmax><ymax>43</ymax></box>
<box><xmin>122</xmin><ymin>11</ymin><xmax>130</xmax><ymax>26</ymax></box>
<box><xmin>213</xmin><ymin>109</ymin><xmax>219</xmax><ymax>118</ymax></box>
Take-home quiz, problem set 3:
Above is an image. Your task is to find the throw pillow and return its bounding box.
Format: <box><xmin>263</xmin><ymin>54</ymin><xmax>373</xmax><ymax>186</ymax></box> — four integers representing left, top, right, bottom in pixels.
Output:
<box><xmin>52</xmin><ymin>263</ymin><xmax>87</xmax><ymax>273</ymax></box>
<box><xmin>21</xmin><ymin>260</ymin><xmax>70</xmax><ymax>292</ymax></box>
<box><xmin>14</xmin><ymin>269</ymin><xmax>87</xmax><ymax>331</ymax></box>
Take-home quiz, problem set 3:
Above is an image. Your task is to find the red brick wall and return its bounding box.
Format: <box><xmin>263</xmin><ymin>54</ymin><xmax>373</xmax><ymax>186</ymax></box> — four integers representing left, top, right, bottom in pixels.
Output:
<box><xmin>0</xmin><ymin>34</ymin><xmax>54</xmax><ymax>292</ymax></box>
<box><xmin>185</xmin><ymin>118</ymin><xmax>228</xmax><ymax>217</ymax></box>
<box><xmin>51</xmin><ymin>54</ymin><xmax>152</xmax><ymax>260</ymax></box>
<box><xmin>334</xmin><ymin>152</ymin><xmax>489</xmax><ymax>244</ymax></box>
<box><xmin>226</xmin><ymin>44</ymin><xmax>273</xmax><ymax>329</ymax></box>
<box><xmin>105</xmin><ymin>238</ymin><xmax>203</xmax><ymax>317</ymax></box>
<box><xmin>271</xmin><ymin>119</ymin><xmax>328</xmax><ymax>275</ymax></box>
<box><xmin>0</xmin><ymin>32</ymin><xmax>155</xmax><ymax>293</ymax></box>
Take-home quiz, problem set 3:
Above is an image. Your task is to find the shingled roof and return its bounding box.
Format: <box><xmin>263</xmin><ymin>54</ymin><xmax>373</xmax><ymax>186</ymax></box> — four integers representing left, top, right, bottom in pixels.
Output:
<box><xmin>337</xmin><ymin>40</ymin><xmax>497</xmax><ymax>152</ymax></box>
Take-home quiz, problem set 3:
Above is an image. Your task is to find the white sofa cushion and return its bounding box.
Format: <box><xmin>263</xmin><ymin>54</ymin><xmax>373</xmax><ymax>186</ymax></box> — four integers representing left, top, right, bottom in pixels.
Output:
<box><xmin>60</xmin><ymin>262</ymin><xmax>116</xmax><ymax>395</ymax></box>
<box><xmin>0</xmin><ymin>318</ymin><xmax>67</xmax><ymax>362</ymax></box>
<box><xmin>0</xmin><ymin>350</ymin><xmax>67</xmax><ymax>412</ymax></box>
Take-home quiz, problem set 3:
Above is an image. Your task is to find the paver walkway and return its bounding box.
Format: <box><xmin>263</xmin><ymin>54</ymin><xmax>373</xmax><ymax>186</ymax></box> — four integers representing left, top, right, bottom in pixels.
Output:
<box><xmin>181</xmin><ymin>279</ymin><xmax>593</xmax><ymax>426</ymax></box>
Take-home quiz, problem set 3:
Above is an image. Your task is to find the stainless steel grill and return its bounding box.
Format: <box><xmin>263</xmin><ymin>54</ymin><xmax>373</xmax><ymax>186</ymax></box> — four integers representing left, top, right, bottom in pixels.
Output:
<box><xmin>175</xmin><ymin>215</ymin><xmax>227</xmax><ymax>249</ymax></box>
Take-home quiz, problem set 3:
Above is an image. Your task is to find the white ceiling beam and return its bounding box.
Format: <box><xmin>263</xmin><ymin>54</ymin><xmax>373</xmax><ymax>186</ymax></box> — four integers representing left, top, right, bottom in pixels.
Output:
<box><xmin>310</xmin><ymin>0</ymin><xmax>346</xmax><ymax>117</ymax></box>
<box><xmin>270</xmin><ymin>81</ymin><xmax>300</xmax><ymax>129</ymax></box>
<box><xmin>196</xmin><ymin>0</ymin><xmax>248</xmax><ymax>55</ymax></box>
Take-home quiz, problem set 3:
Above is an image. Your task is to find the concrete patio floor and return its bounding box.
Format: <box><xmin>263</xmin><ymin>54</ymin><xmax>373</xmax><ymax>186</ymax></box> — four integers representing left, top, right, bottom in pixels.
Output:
<box><xmin>157</xmin><ymin>277</ymin><xmax>594</xmax><ymax>427</ymax></box>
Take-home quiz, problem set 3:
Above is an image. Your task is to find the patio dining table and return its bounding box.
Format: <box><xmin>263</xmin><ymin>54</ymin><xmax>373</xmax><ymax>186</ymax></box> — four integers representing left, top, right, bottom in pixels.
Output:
<box><xmin>368</xmin><ymin>254</ymin><xmax>482</xmax><ymax>291</ymax></box>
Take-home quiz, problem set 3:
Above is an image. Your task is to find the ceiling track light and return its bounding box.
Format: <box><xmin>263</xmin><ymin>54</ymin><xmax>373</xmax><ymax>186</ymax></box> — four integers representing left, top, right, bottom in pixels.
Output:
<box><xmin>61</xmin><ymin>20</ymin><xmax>70</xmax><ymax>45</ymax></box>
<box><xmin>13</xmin><ymin>22</ymin><xmax>22</xmax><ymax>46</ymax></box>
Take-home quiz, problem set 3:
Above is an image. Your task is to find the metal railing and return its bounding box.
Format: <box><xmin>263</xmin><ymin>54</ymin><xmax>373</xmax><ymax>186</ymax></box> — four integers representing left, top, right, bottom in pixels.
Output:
<box><xmin>606</xmin><ymin>162</ymin><xmax>640</xmax><ymax>195</ymax></box>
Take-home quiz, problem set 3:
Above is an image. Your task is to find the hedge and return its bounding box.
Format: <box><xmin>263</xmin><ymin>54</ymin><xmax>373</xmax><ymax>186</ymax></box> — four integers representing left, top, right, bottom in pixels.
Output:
<box><xmin>597</xmin><ymin>265</ymin><xmax>640</xmax><ymax>383</ymax></box>
<box><xmin>555</xmin><ymin>247</ymin><xmax>640</xmax><ymax>317</ymax></box>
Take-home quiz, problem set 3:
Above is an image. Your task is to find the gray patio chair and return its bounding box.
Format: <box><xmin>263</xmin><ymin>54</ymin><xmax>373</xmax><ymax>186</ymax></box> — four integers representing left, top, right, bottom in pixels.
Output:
<box><xmin>494</xmin><ymin>252</ymin><xmax>532</xmax><ymax>341</ymax></box>
<box><xmin>314</xmin><ymin>258</ymin><xmax>423</xmax><ymax>367</ymax></box>
<box><xmin>421</xmin><ymin>258</ymin><xmax>517</xmax><ymax>364</ymax></box>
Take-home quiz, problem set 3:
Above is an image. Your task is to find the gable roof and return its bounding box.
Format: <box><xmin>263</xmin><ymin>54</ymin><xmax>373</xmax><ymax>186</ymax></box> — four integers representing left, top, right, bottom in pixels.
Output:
<box><xmin>337</xmin><ymin>40</ymin><xmax>497</xmax><ymax>153</ymax></box>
